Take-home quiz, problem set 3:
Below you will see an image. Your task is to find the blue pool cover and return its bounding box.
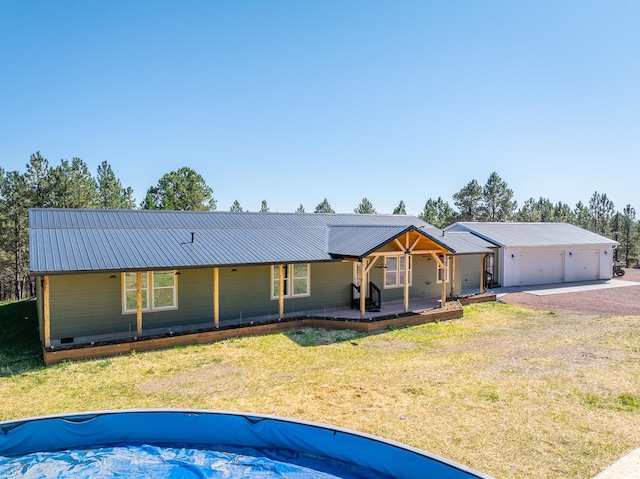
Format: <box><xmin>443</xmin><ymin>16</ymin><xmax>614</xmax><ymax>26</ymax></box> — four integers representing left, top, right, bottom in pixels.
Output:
<box><xmin>0</xmin><ymin>410</ymin><xmax>492</xmax><ymax>478</ymax></box>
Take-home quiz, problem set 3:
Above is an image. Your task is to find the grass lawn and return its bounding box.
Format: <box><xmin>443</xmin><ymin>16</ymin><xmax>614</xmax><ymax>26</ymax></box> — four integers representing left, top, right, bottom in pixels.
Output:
<box><xmin>1</xmin><ymin>300</ymin><xmax>639</xmax><ymax>478</ymax></box>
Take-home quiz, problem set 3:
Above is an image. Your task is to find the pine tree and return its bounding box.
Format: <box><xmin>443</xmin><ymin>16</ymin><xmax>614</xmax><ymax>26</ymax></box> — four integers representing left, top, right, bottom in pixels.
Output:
<box><xmin>453</xmin><ymin>179</ymin><xmax>483</xmax><ymax>221</ymax></box>
<box><xmin>554</xmin><ymin>201</ymin><xmax>575</xmax><ymax>223</ymax></box>
<box><xmin>141</xmin><ymin>167</ymin><xmax>216</xmax><ymax>211</ymax></box>
<box><xmin>295</xmin><ymin>204</ymin><xmax>305</xmax><ymax>213</ymax></box>
<box><xmin>588</xmin><ymin>191</ymin><xmax>615</xmax><ymax>236</ymax></box>
<box><xmin>574</xmin><ymin>201</ymin><xmax>591</xmax><ymax>230</ymax></box>
<box><xmin>0</xmin><ymin>170</ymin><xmax>31</xmax><ymax>299</ymax></box>
<box><xmin>260</xmin><ymin>200</ymin><xmax>269</xmax><ymax>213</ymax></box>
<box><xmin>50</xmin><ymin>158</ymin><xmax>98</xmax><ymax>208</ymax></box>
<box><xmin>96</xmin><ymin>161</ymin><xmax>135</xmax><ymax>209</ymax></box>
<box><xmin>229</xmin><ymin>200</ymin><xmax>243</xmax><ymax>212</ymax></box>
<box><xmin>314</xmin><ymin>199</ymin><xmax>335</xmax><ymax>213</ymax></box>
<box><xmin>517</xmin><ymin>197</ymin><xmax>555</xmax><ymax>222</ymax></box>
<box><xmin>24</xmin><ymin>151</ymin><xmax>51</xmax><ymax>208</ymax></box>
<box><xmin>392</xmin><ymin>201</ymin><xmax>406</xmax><ymax>215</ymax></box>
<box><xmin>619</xmin><ymin>205</ymin><xmax>638</xmax><ymax>264</ymax></box>
<box><xmin>354</xmin><ymin>197</ymin><xmax>376</xmax><ymax>214</ymax></box>
<box><xmin>537</xmin><ymin>198</ymin><xmax>555</xmax><ymax>222</ymax></box>
<box><xmin>480</xmin><ymin>172</ymin><xmax>516</xmax><ymax>221</ymax></box>
<box><xmin>419</xmin><ymin>197</ymin><xmax>457</xmax><ymax>228</ymax></box>
<box><xmin>516</xmin><ymin>198</ymin><xmax>541</xmax><ymax>222</ymax></box>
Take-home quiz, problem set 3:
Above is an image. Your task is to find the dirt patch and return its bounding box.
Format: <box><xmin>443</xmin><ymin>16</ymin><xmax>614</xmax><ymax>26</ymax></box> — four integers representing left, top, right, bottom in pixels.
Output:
<box><xmin>500</xmin><ymin>268</ymin><xmax>640</xmax><ymax>315</ymax></box>
<box><xmin>138</xmin><ymin>360</ymin><xmax>248</xmax><ymax>396</ymax></box>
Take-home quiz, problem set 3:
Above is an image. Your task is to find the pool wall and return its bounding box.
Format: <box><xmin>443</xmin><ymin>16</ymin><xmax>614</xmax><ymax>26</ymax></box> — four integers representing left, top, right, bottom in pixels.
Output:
<box><xmin>0</xmin><ymin>409</ymin><xmax>492</xmax><ymax>478</ymax></box>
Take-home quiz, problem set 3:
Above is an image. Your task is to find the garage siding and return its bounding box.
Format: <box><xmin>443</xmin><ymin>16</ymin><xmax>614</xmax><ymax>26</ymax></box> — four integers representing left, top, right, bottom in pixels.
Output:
<box><xmin>504</xmin><ymin>246</ymin><xmax>612</xmax><ymax>287</ymax></box>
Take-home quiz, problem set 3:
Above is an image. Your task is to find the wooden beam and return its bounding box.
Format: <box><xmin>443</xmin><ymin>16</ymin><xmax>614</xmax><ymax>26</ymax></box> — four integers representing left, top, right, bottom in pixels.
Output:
<box><xmin>409</xmin><ymin>236</ymin><xmax>421</xmax><ymax>252</ymax></box>
<box><xmin>441</xmin><ymin>255</ymin><xmax>447</xmax><ymax>308</ymax></box>
<box><xmin>413</xmin><ymin>249</ymin><xmax>451</xmax><ymax>256</ymax></box>
<box><xmin>363</xmin><ymin>255</ymin><xmax>379</xmax><ymax>274</ymax></box>
<box><xmin>480</xmin><ymin>254</ymin><xmax>486</xmax><ymax>294</ymax></box>
<box><xmin>403</xmin><ymin>252</ymin><xmax>409</xmax><ymax>313</ymax></box>
<box><xmin>213</xmin><ymin>267</ymin><xmax>220</xmax><ymax>328</ymax></box>
<box><xmin>136</xmin><ymin>271</ymin><xmax>143</xmax><ymax>337</ymax></box>
<box><xmin>278</xmin><ymin>264</ymin><xmax>285</xmax><ymax>319</ymax></box>
<box><xmin>370</xmin><ymin>250</ymin><xmax>443</xmax><ymax>258</ymax></box>
<box><xmin>360</xmin><ymin>259</ymin><xmax>367</xmax><ymax>319</ymax></box>
<box><xmin>450</xmin><ymin>255</ymin><xmax>456</xmax><ymax>298</ymax></box>
<box><xmin>43</xmin><ymin>276</ymin><xmax>51</xmax><ymax>349</ymax></box>
<box><xmin>429</xmin><ymin>252</ymin><xmax>446</xmax><ymax>270</ymax></box>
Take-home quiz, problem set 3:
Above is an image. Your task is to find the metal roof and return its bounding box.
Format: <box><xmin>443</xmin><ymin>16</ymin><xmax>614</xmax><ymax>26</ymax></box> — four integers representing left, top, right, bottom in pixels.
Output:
<box><xmin>327</xmin><ymin>225</ymin><xmax>416</xmax><ymax>257</ymax></box>
<box><xmin>424</xmin><ymin>228</ymin><xmax>496</xmax><ymax>254</ymax></box>
<box><xmin>29</xmin><ymin>209</ymin><xmax>499</xmax><ymax>275</ymax></box>
<box><xmin>446</xmin><ymin>222</ymin><xmax>619</xmax><ymax>248</ymax></box>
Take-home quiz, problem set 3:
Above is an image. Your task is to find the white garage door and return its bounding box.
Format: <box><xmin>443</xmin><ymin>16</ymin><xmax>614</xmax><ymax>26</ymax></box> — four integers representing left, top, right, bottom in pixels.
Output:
<box><xmin>575</xmin><ymin>249</ymin><xmax>600</xmax><ymax>281</ymax></box>
<box><xmin>520</xmin><ymin>249</ymin><xmax>564</xmax><ymax>286</ymax></box>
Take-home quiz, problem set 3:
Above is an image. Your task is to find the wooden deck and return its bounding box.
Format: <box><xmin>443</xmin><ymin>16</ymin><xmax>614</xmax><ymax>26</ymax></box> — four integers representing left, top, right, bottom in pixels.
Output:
<box><xmin>42</xmin><ymin>294</ymin><xmax>496</xmax><ymax>365</ymax></box>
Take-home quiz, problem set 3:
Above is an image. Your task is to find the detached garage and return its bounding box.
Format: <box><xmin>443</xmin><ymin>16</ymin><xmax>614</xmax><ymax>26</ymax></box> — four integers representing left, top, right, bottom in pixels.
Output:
<box><xmin>444</xmin><ymin>222</ymin><xmax>618</xmax><ymax>287</ymax></box>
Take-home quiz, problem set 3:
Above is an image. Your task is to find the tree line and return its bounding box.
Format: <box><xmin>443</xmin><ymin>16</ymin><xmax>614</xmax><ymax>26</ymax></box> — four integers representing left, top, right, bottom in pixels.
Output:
<box><xmin>1</xmin><ymin>153</ymin><xmax>638</xmax><ymax>300</ymax></box>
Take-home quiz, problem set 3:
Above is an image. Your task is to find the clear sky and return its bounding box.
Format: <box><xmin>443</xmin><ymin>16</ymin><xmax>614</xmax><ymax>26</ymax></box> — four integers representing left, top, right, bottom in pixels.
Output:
<box><xmin>1</xmin><ymin>1</ymin><xmax>638</xmax><ymax>215</ymax></box>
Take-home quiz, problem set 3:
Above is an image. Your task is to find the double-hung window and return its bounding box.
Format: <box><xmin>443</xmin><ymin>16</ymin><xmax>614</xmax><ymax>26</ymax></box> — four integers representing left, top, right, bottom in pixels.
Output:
<box><xmin>271</xmin><ymin>264</ymin><xmax>310</xmax><ymax>299</ymax></box>
<box><xmin>437</xmin><ymin>256</ymin><xmax>450</xmax><ymax>283</ymax></box>
<box><xmin>384</xmin><ymin>255</ymin><xmax>412</xmax><ymax>288</ymax></box>
<box><xmin>123</xmin><ymin>271</ymin><xmax>178</xmax><ymax>313</ymax></box>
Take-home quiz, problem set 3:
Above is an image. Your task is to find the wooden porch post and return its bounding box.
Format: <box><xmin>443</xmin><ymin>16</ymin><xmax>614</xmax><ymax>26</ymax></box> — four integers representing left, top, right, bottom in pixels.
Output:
<box><xmin>43</xmin><ymin>275</ymin><xmax>51</xmax><ymax>348</ymax></box>
<box><xmin>213</xmin><ymin>267</ymin><xmax>220</xmax><ymax>328</ymax></box>
<box><xmin>278</xmin><ymin>264</ymin><xmax>285</xmax><ymax>319</ymax></box>
<box><xmin>480</xmin><ymin>254</ymin><xmax>486</xmax><ymax>294</ymax></box>
<box><xmin>403</xmin><ymin>252</ymin><xmax>410</xmax><ymax>313</ymax></box>
<box><xmin>441</xmin><ymin>255</ymin><xmax>447</xmax><ymax>308</ymax></box>
<box><xmin>360</xmin><ymin>259</ymin><xmax>367</xmax><ymax>319</ymax></box>
<box><xmin>450</xmin><ymin>255</ymin><xmax>456</xmax><ymax>299</ymax></box>
<box><xmin>136</xmin><ymin>271</ymin><xmax>143</xmax><ymax>337</ymax></box>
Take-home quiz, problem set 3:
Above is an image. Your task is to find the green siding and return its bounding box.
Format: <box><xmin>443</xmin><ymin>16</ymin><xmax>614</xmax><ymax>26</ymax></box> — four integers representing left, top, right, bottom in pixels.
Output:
<box><xmin>458</xmin><ymin>254</ymin><xmax>483</xmax><ymax>291</ymax></box>
<box><xmin>141</xmin><ymin>269</ymin><xmax>215</xmax><ymax>330</ymax></box>
<box><xmin>218</xmin><ymin>262</ymin><xmax>354</xmax><ymax>323</ymax></box>
<box><xmin>44</xmin><ymin>255</ymin><xmax>459</xmax><ymax>344</ymax></box>
<box><xmin>48</xmin><ymin>270</ymin><xmax>217</xmax><ymax>340</ymax></box>
<box><xmin>49</xmin><ymin>273</ymin><xmax>125</xmax><ymax>340</ymax></box>
<box><xmin>218</xmin><ymin>265</ymin><xmax>275</xmax><ymax>323</ymax></box>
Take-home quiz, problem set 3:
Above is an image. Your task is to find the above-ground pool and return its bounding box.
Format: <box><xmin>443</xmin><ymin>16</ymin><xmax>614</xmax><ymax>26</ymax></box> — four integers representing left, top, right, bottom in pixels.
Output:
<box><xmin>0</xmin><ymin>409</ymin><xmax>492</xmax><ymax>478</ymax></box>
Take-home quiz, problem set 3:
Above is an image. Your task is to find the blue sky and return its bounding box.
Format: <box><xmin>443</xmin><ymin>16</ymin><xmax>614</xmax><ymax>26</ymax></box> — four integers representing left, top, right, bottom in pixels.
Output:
<box><xmin>1</xmin><ymin>1</ymin><xmax>638</xmax><ymax>215</ymax></box>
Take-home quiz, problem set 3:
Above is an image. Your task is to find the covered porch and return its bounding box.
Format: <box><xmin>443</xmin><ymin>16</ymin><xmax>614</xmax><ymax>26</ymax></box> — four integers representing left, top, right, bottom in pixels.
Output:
<box><xmin>330</xmin><ymin>225</ymin><xmax>492</xmax><ymax>320</ymax></box>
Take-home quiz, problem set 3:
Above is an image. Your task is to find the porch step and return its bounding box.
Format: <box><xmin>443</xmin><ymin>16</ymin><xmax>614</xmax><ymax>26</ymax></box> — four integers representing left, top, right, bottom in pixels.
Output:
<box><xmin>352</xmin><ymin>299</ymin><xmax>381</xmax><ymax>311</ymax></box>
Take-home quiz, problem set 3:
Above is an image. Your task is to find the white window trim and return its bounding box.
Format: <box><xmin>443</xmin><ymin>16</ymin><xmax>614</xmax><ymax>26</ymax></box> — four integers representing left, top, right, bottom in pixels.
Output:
<box><xmin>271</xmin><ymin>264</ymin><xmax>311</xmax><ymax>299</ymax></box>
<box><xmin>384</xmin><ymin>255</ymin><xmax>412</xmax><ymax>289</ymax></box>
<box><xmin>123</xmin><ymin>271</ymin><xmax>178</xmax><ymax>314</ymax></box>
<box><xmin>437</xmin><ymin>256</ymin><xmax>450</xmax><ymax>284</ymax></box>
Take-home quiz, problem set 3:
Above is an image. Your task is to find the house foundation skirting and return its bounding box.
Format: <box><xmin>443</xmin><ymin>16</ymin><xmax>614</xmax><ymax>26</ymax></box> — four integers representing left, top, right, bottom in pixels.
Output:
<box><xmin>42</xmin><ymin>301</ymin><xmax>466</xmax><ymax>365</ymax></box>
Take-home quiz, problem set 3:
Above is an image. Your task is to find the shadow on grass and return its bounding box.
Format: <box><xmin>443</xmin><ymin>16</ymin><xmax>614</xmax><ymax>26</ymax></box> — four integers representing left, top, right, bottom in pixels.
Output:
<box><xmin>0</xmin><ymin>299</ymin><xmax>43</xmax><ymax>376</ymax></box>
<box><xmin>283</xmin><ymin>327</ymin><xmax>381</xmax><ymax>347</ymax></box>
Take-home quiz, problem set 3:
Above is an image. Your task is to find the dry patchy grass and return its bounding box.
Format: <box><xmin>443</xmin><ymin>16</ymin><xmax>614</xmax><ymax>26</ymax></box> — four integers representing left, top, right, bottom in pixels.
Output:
<box><xmin>1</xmin><ymin>302</ymin><xmax>639</xmax><ymax>478</ymax></box>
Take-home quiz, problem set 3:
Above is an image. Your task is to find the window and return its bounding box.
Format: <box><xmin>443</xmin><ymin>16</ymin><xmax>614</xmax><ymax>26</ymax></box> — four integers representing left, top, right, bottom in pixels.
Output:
<box><xmin>124</xmin><ymin>272</ymin><xmax>148</xmax><ymax>312</ymax></box>
<box><xmin>437</xmin><ymin>256</ymin><xmax>450</xmax><ymax>283</ymax></box>
<box><xmin>152</xmin><ymin>271</ymin><xmax>177</xmax><ymax>309</ymax></box>
<box><xmin>384</xmin><ymin>255</ymin><xmax>411</xmax><ymax>288</ymax></box>
<box><xmin>123</xmin><ymin>271</ymin><xmax>177</xmax><ymax>313</ymax></box>
<box><xmin>271</xmin><ymin>264</ymin><xmax>310</xmax><ymax>299</ymax></box>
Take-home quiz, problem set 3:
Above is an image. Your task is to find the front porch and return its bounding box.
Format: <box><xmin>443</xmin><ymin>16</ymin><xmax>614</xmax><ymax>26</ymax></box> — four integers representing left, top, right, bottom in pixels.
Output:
<box><xmin>41</xmin><ymin>293</ymin><xmax>496</xmax><ymax>365</ymax></box>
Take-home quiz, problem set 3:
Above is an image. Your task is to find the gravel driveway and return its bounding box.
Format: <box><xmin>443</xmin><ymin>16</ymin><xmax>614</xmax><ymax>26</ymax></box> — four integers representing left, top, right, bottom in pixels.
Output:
<box><xmin>498</xmin><ymin>268</ymin><xmax>640</xmax><ymax>315</ymax></box>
